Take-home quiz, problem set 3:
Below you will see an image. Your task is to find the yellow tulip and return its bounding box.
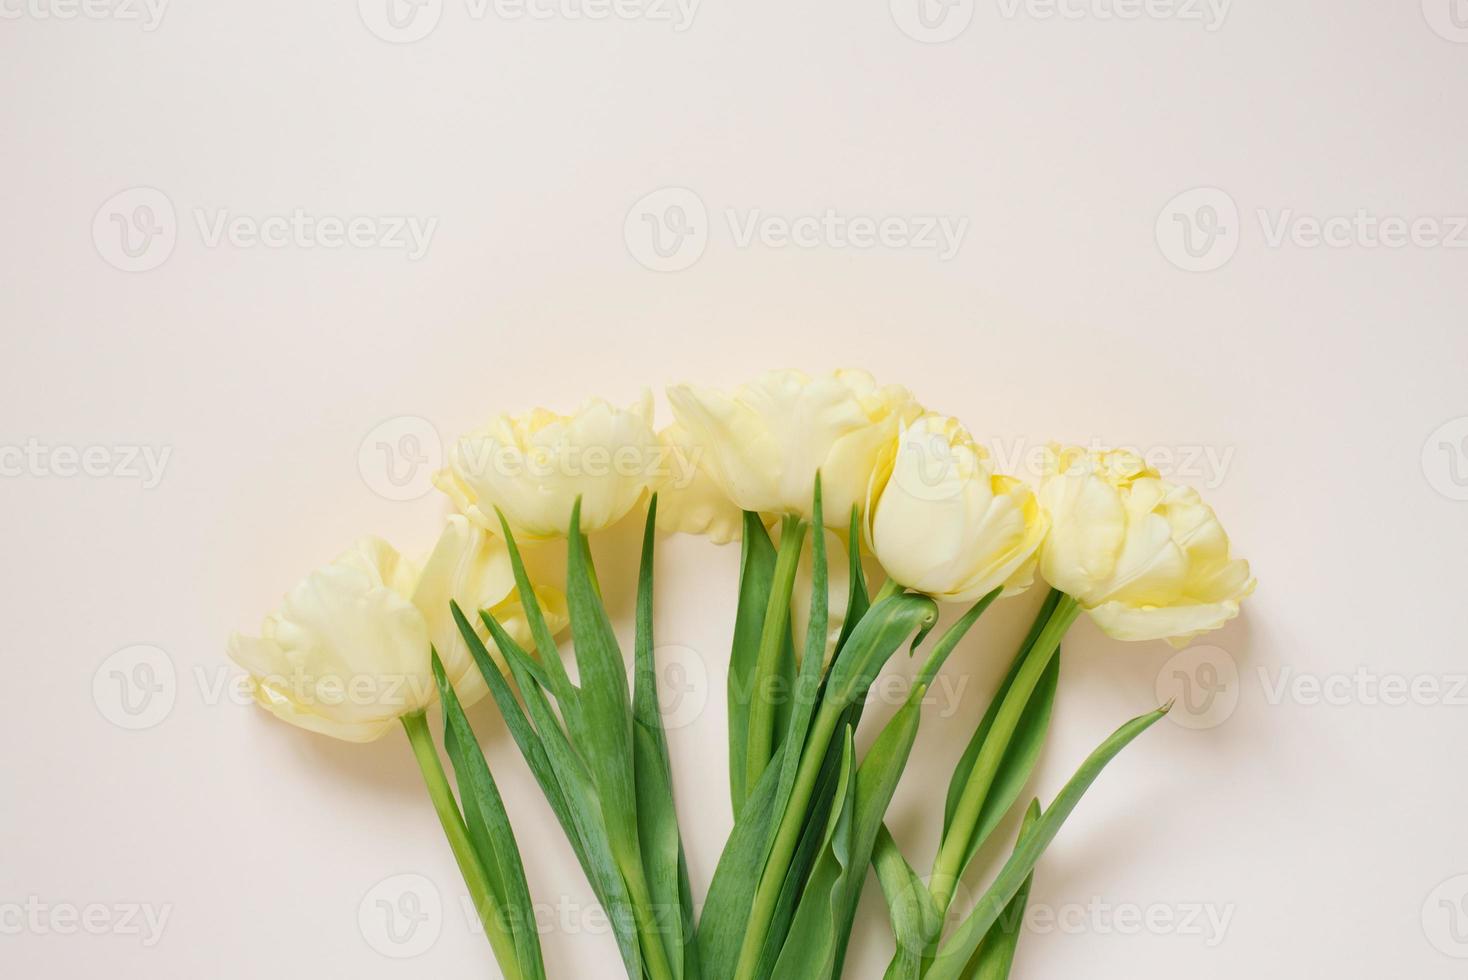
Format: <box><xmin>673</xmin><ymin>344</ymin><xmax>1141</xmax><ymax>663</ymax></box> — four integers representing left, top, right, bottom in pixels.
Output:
<box><xmin>228</xmin><ymin>521</ymin><xmax>562</xmax><ymax>742</ymax></box>
<box><xmin>654</xmin><ymin>422</ymin><xmax>749</xmax><ymax>545</ymax></box>
<box><xmin>437</xmin><ymin>392</ymin><xmax>662</xmax><ymax>539</ymax></box>
<box><xmin>866</xmin><ymin>415</ymin><xmax>1047</xmax><ymax>602</ymax></box>
<box><xmin>667</xmin><ymin>369</ymin><xmax>922</xmax><ymax>529</ymax></box>
<box><xmin>1038</xmin><ymin>446</ymin><xmax>1255</xmax><ymax>646</ymax></box>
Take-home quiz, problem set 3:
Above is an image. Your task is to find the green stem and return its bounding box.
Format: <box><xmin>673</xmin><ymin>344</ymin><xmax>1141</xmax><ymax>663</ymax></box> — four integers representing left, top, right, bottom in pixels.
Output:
<box><xmin>926</xmin><ymin>593</ymin><xmax>1080</xmax><ymax>916</ymax></box>
<box><xmin>871</xmin><ymin>577</ymin><xmax>904</xmax><ymax>605</ymax></box>
<box><xmin>733</xmin><ymin>696</ymin><xmax>843</xmax><ymax>979</ymax></box>
<box><xmin>622</xmin><ymin>860</ymin><xmax>677</xmax><ymax>980</ymax></box>
<box><xmin>744</xmin><ymin>514</ymin><xmax>807</xmax><ymax>797</ymax></box>
<box><xmin>734</xmin><ymin>576</ymin><xmax>943</xmax><ymax>978</ymax></box>
<box><xmin>401</xmin><ymin>712</ymin><xmax>523</xmax><ymax>980</ymax></box>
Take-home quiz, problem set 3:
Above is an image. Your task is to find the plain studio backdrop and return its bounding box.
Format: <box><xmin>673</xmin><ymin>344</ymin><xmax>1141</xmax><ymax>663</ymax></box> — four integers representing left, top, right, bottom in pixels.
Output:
<box><xmin>2</xmin><ymin>1</ymin><xmax>1466</xmax><ymax>977</ymax></box>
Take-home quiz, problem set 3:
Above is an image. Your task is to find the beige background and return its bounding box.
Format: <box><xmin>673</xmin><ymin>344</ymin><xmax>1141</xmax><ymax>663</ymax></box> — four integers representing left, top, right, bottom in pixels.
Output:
<box><xmin>4</xmin><ymin>1</ymin><xmax>1468</xmax><ymax>976</ymax></box>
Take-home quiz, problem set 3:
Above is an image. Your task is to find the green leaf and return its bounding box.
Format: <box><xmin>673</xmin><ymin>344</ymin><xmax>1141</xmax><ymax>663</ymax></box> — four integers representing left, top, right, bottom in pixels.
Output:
<box><xmin>751</xmin><ymin>713</ymin><xmax>851</xmax><ymax>979</ymax></box>
<box><xmin>697</xmin><ymin>745</ymin><xmax>788</xmax><ymax>980</ymax></box>
<box><xmin>495</xmin><ymin>508</ymin><xmax>580</xmax><ymax>723</ymax></box>
<box><xmin>823</xmin><ymin>594</ymin><xmax>998</xmax><ymax>978</ymax></box>
<box><xmin>872</xmin><ymin>830</ymin><xmax>938</xmax><ymax>980</ymax></box>
<box><xmin>565</xmin><ymin>499</ymin><xmax>641</xmax><ymax>871</ymax></box>
<box><xmin>632</xmin><ymin>496</ymin><xmax>700</xmax><ymax>980</ymax></box>
<box><xmin>769</xmin><ymin>727</ymin><xmax>858</xmax><ymax>980</ymax></box>
<box><xmin>927</xmin><ymin>594</ymin><xmax>1078</xmax><ymax>933</ymax></box>
<box><xmin>431</xmin><ymin>650</ymin><xmax>546</xmax><ymax>980</ymax></box>
<box><xmin>942</xmin><ymin>590</ymin><xmax>1060</xmax><ymax>834</ymax></box>
<box><xmin>455</xmin><ymin>602</ymin><xmax>644</xmax><ymax>977</ymax></box>
<box><xmin>833</xmin><ymin>506</ymin><xmax>869</xmax><ymax>653</ymax></box>
<box><xmin>949</xmin><ymin>652</ymin><xmax>1061</xmax><ymax>876</ymax></box>
<box><xmin>728</xmin><ymin>512</ymin><xmax>778</xmax><ymax>814</ymax></box>
<box><xmin>745</xmin><ymin>514</ymin><xmax>808</xmax><ymax>803</ymax></box>
<box><xmin>764</xmin><ymin>479</ymin><xmax>831</xmax><ymax>872</ymax></box>
<box><xmin>822</xmin><ymin>593</ymin><xmax>939</xmax><ymax>712</ymax></box>
<box><xmin>969</xmin><ymin>800</ymin><xmax>1041</xmax><ymax>980</ymax></box>
<box><xmin>924</xmin><ymin>704</ymin><xmax>1172</xmax><ymax>980</ymax></box>
<box><xmin>730</xmin><ymin>592</ymin><xmax>938</xmax><ymax>980</ymax></box>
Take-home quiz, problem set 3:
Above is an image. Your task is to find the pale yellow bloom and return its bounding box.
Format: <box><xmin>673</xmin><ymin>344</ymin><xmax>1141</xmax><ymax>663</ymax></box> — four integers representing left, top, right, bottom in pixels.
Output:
<box><xmin>411</xmin><ymin>516</ymin><xmax>568</xmax><ymax>706</ymax></box>
<box><xmin>437</xmin><ymin>392</ymin><xmax>661</xmax><ymax>539</ymax></box>
<box><xmin>655</xmin><ymin>422</ymin><xmax>748</xmax><ymax>545</ymax></box>
<box><xmin>1038</xmin><ymin>447</ymin><xmax>1255</xmax><ymax>646</ymax></box>
<box><xmin>666</xmin><ymin>369</ymin><xmax>922</xmax><ymax>529</ymax></box>
<box><xmin>866</xmin><ymin>415</ymin><xmax>1047</xmax><ymax>602</ymax></box>
<box><xmin>228</xmin><ymin>522</ymin><xmax>564</xmax><ymax>742</ymax></box>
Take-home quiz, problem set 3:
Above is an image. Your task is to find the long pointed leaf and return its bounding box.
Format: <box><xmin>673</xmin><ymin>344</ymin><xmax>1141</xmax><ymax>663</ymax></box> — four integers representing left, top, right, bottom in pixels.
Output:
<box><xmin>873</xmin><ymin>830</ymin><xmax>938</xmax><ymax>980</ymax></box>
<box><xmin>455</xmin><ymin>601</ymin><xmax>643</xmax><ymax>976</ymax></box>
<box><xmin>942</xmin><ymin>590</ymin><xmax>1061</xmax><ymax>834</ymax></box>
<box><xmin>969</xmin><ymin>800</ymin><xmax>1041</xmax><ymax>980</ymax></box>
<box><xmin>769</xmin><ymin>728</ymin><xmax>858</xmax><ymax>980</ymax></box>
<box><xmin>728</xmin><ymin>512</ymin><xmax>778</xmax><ymax>813</ymax></box>
<box><xmin>632</xmin><ymin>496</ymin><xmax>700</xmax><ymax>980</ymax></box>
<box><xmin>566</xmin><ymin>499</ymin><xmax>641</xmax><ymax>870</ymax></box>
<box><xmin>432</xmin><ymin>650</ymin><xmax>546</xmax><ymax>980</ymax></box>
<box><xmin>697</xmin><ymin>744</ymin><xmax>787</xmax><ymax>980</ymax></box>
<box><xmin>924</xmin><ymin>704</ymin><xmax>1172</xmax><ymax>980</ymax></box>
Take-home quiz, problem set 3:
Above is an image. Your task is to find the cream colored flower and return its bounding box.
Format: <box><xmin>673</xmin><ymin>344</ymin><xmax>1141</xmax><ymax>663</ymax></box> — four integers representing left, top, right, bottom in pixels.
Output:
<box><xmin>1038</xmin><ymin>447</ymin><xmax>1255</xmax><ymax>646</ymax></box>
<box><xmin>228</xmin><ymin>523</ymin><xmax>564</xmax><ymax>742</ymax></box>
<box><xmin>228</xmin><ymin>537</ymin><xmax>435</xmax><ymax>742</ymax></box>
<box><xmin>654</xmin><ymin>422</ymin><xmax>750</xmax><ymax>545</ymax></box>
<box><xmin>411</xmin><ymin>516</ymin><xmax>568</xmax><ymax>706</ymax></box>
<box><xmin>666</xmin><ymin>369</ymin><xmax>922</xmax><ymax>529</ymax></box>
<box><xmin>437</xmin><ymin>392</ymin><xmax>661</xmax><ymax>539</ymax></box>
<box><xmin>866</xmin><ymin>415</ymin><xmax>1047</xmax><ymax>602</ymax></box>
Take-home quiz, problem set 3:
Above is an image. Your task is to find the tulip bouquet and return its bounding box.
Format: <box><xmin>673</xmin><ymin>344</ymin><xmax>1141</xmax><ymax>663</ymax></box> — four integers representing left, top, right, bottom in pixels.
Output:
<box><xmin>229</xmin><ymin>370</ymin><xmax>1253</xmax><ymax>980</ymax></box>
